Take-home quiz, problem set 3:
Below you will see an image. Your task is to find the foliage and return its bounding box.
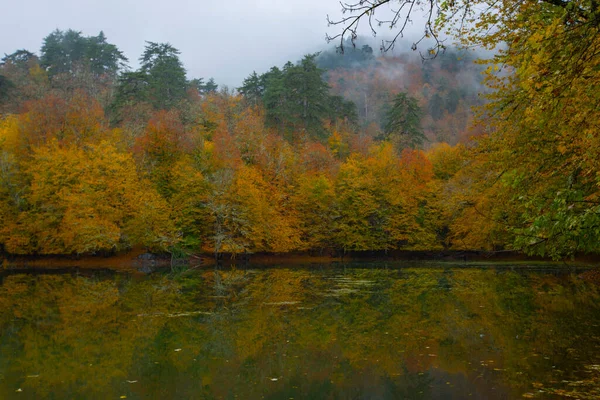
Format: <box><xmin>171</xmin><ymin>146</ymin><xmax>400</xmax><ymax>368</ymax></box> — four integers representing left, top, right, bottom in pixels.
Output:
<box><xmin>40</xmin><ymin>29</ymin><xmax>127</xmax><ymax>77</ymax></box>
<box><xmin>2</xmin><ymin>141</ymin><xmax>175</xmax><ymax>254</ymax></box>
<box><xmin>3</xmin><ymin>17</ymin><xmax>600</xmax><ymax>259</ymax></box>
<box><xmin>327</xmin><ymin>0</ymin><xmax>600</xmax><ymax>258</ymax></box>
<box><xmin>324</xmin><ymin>49</ymin><xmax>484</xmax><ymax>144</ymax></box>
<box><xmin>239</xmin><ymin>54</ymin><xmax>357</xmax><ymax>142</ymax></box>
<box><xmin>382</xmin><ymin>92</ymin><xmax>426</xmax><ymax>150</ymax></box>
<box><xmin>317</xmin><ymin>41</ymin><xmax>375</xmax><ymax>70</ymax></box>
<box><xmin>139</xmin><ymin>42</ymin><xmax>188</xmax><ymax>109</ymax></box>
<box><xmin>0</xmin><ymin>50</ymin><xmax>49</xmax><ymax>113</ymax></box>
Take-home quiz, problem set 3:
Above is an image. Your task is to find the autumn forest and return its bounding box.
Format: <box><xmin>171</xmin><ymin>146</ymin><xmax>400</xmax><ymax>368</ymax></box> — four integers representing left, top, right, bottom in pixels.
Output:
<box><xmin>1</xmin><ymin>0</ymin><xmax>599</xmax><ymax>261</ymax></box>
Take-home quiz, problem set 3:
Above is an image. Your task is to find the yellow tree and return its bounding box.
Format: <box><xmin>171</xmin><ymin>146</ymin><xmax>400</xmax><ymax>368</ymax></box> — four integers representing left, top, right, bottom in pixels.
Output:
<box><xmin>332</xmin><ymin>143</ymin><xmax>438</xmax><ymax>253</ymax></box>
<box><xmin>0</xmin><ymin>116</ymin><xmax>25</xmax><ymax>251</ymax></box>
<box><xmin>169</xmin><ymin>156</ymin><xmax>212</xmax><ymax>252</ymax></box>
<box><xmin>294</xmin><ymin>172</ymin><xmax>337</xmax><ymax>251</ymax></box>
<box><xmin>207</xmin><ymin>164</ymin><xmax>300</xmax><ymax>255</ymax></box>
<box><xmin>3</xmin><ymin>141</ymin><xmax>175</xmax><ymax>254</ymax></box>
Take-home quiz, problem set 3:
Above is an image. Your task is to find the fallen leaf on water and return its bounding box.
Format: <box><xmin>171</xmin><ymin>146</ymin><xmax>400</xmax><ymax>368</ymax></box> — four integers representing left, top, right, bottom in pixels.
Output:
<box><xmin>16</xmin><ymin>388</ymin><xmax>22</xmax><ymax>392</ymax></box>
<box><xmin>174</xmin><ymin>349</ymin><xmax>182</xmax><ymax>352</ymax></box>
<box><xmin>270</xmin><ymin>378</ymin><xmax>279</xmax><ymax>381</ymax></box>
<box><xmin>522</xmin><ymin>393</ymin><xmax>535</xmax><ymax>398</ymax></box>
<box><xmin>126</xmin><ymin>380</ymin><xmax>137</xmax><ymax>383</ymax></box>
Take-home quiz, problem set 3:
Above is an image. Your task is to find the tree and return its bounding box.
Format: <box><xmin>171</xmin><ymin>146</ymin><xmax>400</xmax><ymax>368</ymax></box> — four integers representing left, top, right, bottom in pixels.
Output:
<box><xmin>328</xmin><ymin>95</ymin><xmax>358</xmax><ymax>126</ymax></box>
<box><xmin>40</xmin><ymin>29</ymin><xmax>85</xmax><ymax>76</ymax></box>
<box><xmin>331</xmin><ymin>143</ymin><xmax>437</xmax><ymax>252</ymax></box>
<box><xmin>18</xmin><ymin>91</ymin><xmax>107</xmax><ymax>149</ymax></box>
<box><xmin>134</xmin><ymin>109</ymin><xmax>191</xmax><ymax>197</ymax></box>
<box><xmin>85</xmin><ymin>31</ymin><xmax>128</xmax><ymax>76</ymax></box>
<box><xmin>207</xmin><ymin>165</ymin><xmax>300</xmax><ymax>255</ymax></box>
<box><xmin>294</xmin><ymin>173</ymin><xmax>337</xmax><ymax>251</ymax></box>
<box><xmin>1</xmin><ymin>49</ymin><xmax>37</xmax><ymax>67</ymax></box>
<box><xmin>110</xmin><ymin>71</ymin><xmax>151</xmax><ymax>122</ymax></box>
<box><xmin>2</xmin><ymin>141</ymin><xmax>175</xmax><ymax>254</ymax></box>
<box><xmin>262</xmin><ymin>66</ymin><xmax>288</xmax><ymax>132</ymax></box>
<box><xmin>329</xmin><ymin>0</ymin><xmax>600</xmax><ymax>258</ymax></box>
<box><xmin>286</xmin><ymin>54</ymin><xmax>331</xmax><ymax>139</ymax></box>
<box><xmin>203</xmin><ymin>78</ymin><xmax>218</xmax><ymax>94</ymax></box>
<box><xmin>238</xmin><ymin>71</ymin><xmax>264</xmax><ymax>106</ymax></box>
<box><xmin>0</xmin><ymin>50</ymin><xmax>49</xmax><ymax>112</ymax></box>
<box><xmin>169</xmin><ymin>157</ymin><xmax>212</xmax><ymax>252</ymax></box>
<box><xmin>38</xmin><ymin>30</ymin><xmax>126</xmax><ymax>106</ymax></box>
<box><xmin>316</xmin><ymin>41</ymin><xmax>375</xmax><ymax>70</ymax></box>
<box><xmin>139</xmin><ymin>42</ymin><xmax>188</xmax><ymax>109</ymax></box>
<box><xmin>40</xmin><ymin>29</ymin><xmax>126</xmax><ymax>78</ymax></box>
<box><xmin>242</xmin><ymin>54</ymin><xmax>356</xmax><ymax>141</ymax></box>
<box><xmin>382</xmin><ymin>92</ymin><xmax>426</xmax><ymax>150</ymax></box>
<box><xmin>0</xmin><ymin>75</ymin><xmax>14</xmax><ymax>105</ymax></box>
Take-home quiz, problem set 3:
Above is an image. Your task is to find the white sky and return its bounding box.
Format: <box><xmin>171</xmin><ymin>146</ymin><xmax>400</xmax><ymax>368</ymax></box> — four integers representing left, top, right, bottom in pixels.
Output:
<box><xmin>0</xmin><ymin>0</ymin><xmax>426</xmax><ymax>87</ymax></box>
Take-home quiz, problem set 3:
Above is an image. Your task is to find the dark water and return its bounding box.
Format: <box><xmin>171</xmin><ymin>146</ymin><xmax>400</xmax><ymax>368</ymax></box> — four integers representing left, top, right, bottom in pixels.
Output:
<box><xmin>1</xmin><ymin>263</ymin><xmax>600</xmax><ymax>399</ymax></box>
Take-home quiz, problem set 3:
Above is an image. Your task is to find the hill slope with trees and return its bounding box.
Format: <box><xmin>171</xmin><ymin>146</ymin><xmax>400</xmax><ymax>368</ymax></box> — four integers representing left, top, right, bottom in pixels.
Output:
<box><xmin>0</xmin><ymin>15</ymin><xmax>597</xmax><ymax>260</ymax></box>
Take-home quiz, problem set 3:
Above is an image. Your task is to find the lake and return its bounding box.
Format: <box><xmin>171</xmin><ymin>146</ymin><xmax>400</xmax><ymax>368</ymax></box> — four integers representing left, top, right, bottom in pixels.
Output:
<box><xmin>1</xmin><ymin>263</ymin><xmax>599</xmax><ymax>399</ymax></box>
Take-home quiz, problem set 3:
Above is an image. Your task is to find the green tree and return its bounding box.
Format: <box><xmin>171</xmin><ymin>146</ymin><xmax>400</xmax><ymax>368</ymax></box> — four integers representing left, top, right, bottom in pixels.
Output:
<box><xmin>1</xmin><ymin>49</ymin><xmax>37</xmax><ymax>68</ymax></box>
<box><xmin>328</xmin><ymin>94</ymin><xmax>358</xmax><ymax>125</ymax></box>
<box><xmin>382</xmin><ymin>92</ymin><xmax>426</xmax><ymax>150</ymax></box>
<box><xmin>316</xmin><ymin>40</ymin><xmax>375</xmax><ymax>70</ymax></box>
<box><xmin>285</xmin><ymin>54</ymin><xmax>331</xmax><ymax>139</ymax></box>
<box><xmin>262</xmin><ymin>66</ymin><xmax>287</xmax><ymax>131</ymax></box>
<box><xmin>85</xmin><ymin>31</ymin><xmax>128</xmax><ymax>76</ymax></box>
<box><xmin>203</xmin><ymin>77</ymin><xmax>218</xmax><ymax>94</ymax></box>
<box><xmin>40</xmin><ymin>29</ymin><xmax>126</xmax><ymax>78</ymax></box>
<box><xmin>241</xmin><ymin>55</ymin><xmax>357</xmax><ymax>141</ymax></box>
<box><xmin>109</xmin><ymin>71</ymin><xmax>151</xmax><ymax>123</ymax></box>
<box><xmin>139</xmin><ymin>42</ymin><xmax>188</xmax><ymax>109</ymax></box>
<box><xmin>238</xmin><ymin>71</ymin><xmax>264</xmax><ymax>106</ymax></box>
<box><xmin>0</xmin><ymin>75</ymin><xmax>14</xmax><ymax>105</ymax></box>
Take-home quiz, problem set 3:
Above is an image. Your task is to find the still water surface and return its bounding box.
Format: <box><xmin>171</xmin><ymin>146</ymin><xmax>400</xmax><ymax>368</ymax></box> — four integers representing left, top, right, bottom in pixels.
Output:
<box><xmin>1</xmin><ymin>263</ymin><xmax>599</xmax><ymax>399</ymax></box>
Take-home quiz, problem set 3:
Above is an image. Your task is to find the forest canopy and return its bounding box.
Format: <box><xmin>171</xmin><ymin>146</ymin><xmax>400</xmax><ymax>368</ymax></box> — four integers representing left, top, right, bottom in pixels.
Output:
<box><xmin>326</xmin><ymin>0</ymin><xmax>600</xmax><ymax>258</ymax></box>
<box><xmin>0</xmin><ymin>3</ymin><xmax>599</xmax><ymax>260</ymax></box>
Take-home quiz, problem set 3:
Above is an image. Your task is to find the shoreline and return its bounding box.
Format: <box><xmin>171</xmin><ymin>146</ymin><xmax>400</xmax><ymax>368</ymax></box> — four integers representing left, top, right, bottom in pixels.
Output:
<box><xmin>1</xmin><ymin>249</ymin><xmax>598</xmax><ymax>273</ymax></box>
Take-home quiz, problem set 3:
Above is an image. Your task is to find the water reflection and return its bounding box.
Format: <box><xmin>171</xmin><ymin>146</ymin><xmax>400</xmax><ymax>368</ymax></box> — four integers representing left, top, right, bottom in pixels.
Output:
<box><xmin>1</xmin><ymin>265</ymin><xmax>599</xmax><ymax>399</ymax></box>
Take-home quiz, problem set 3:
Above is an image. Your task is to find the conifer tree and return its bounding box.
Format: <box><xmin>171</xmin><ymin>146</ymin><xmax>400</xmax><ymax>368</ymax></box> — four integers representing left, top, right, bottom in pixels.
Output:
<box><xmin>382</xmin><ymin>92</ymin><xmax>425</xmax><ymax>150</ymax></box>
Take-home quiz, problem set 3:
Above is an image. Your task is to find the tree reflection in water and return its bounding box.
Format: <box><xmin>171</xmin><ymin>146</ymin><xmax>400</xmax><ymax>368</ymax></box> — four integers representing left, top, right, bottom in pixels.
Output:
<box><xmin>1</xmin><ymin>264</ymin><xmax>599</xmax><ymax>399</ymax></box>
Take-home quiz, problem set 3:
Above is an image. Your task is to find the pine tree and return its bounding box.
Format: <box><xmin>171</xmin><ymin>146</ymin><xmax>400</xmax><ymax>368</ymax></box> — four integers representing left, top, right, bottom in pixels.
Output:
<box><xmin>203</xmin><ymin>78</ymin><xmax>218</xmax><ymax>93</ymax></box>
<box><xmin>382</xmin><ymin>92</ymin><xmax>426</xmax><ymax>150</ymax></box>
<box><xmin>139</xmin><ymin>42</ymin><xmax>188</xmax><ymax>110</ymax></box>
<box><xmin>238</xmin><ymin>71</ymin><xmax>264</xmax><ymax>106</ymax></box>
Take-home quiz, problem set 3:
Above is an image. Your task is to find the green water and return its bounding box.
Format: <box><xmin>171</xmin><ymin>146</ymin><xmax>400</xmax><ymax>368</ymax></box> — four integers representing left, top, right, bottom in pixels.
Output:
<box><xmin>1</xmin><ymin>263</ymin><xmax>599</xmax><ymax>399</ymax></box>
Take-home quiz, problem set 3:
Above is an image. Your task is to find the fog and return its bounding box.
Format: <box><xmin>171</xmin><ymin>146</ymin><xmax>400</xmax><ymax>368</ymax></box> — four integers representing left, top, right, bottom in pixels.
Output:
<box><xmin>0</xmin><ymin>0</ymin><xmax>432</xmax><ymax>87</ymax></box>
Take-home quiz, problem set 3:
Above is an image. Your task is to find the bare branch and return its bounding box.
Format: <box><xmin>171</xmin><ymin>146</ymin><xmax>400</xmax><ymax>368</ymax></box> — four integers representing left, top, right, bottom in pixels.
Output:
<box><xmin>326</xmin><ymin>0</ymin><xmax>447</xmax><ymax>56</ymax></box>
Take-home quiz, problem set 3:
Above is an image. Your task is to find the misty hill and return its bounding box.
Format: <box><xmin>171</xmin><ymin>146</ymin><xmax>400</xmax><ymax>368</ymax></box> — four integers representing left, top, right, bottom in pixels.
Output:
<box><xmin>315</xmin><ymin>42</ymin><xmax>487</xmax><ymax>145</ymax></box>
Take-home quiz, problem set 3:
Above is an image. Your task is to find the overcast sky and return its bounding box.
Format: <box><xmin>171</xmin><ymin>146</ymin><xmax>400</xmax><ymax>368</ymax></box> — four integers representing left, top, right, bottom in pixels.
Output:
<box><xmin>1</xmin><ymin>0</ymin><xmax>424</xmax><ymax>87</ymax></box>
